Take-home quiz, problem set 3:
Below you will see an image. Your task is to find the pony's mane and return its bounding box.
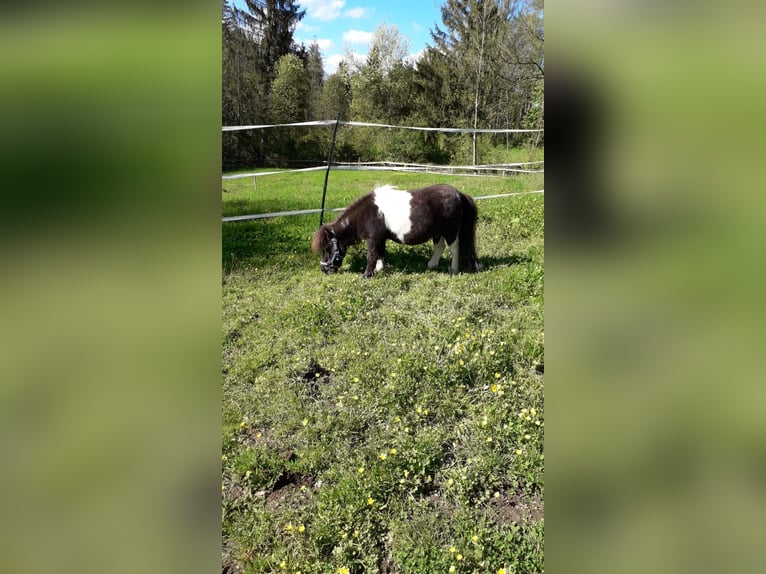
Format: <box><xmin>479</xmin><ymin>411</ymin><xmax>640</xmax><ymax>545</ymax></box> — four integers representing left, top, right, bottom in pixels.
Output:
<box><xmin>311</xmin><ymin>226</ymin><xmax>325</xmax><ymax>252</ymax></box>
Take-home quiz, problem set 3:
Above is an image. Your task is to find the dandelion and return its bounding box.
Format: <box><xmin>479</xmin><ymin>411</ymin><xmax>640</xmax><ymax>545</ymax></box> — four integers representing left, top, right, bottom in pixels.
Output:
<box><xmin>459</xmin><ymin>359</ymin><xmax>465</xmax><ymax>366</ymax></box>
<box><xmin>494</xmin><ymin>372</ymin><xmax>501</xmax><ymax>379</ymax></box>
<box><xmin>498</xmin><ymin>569</ymin><xmax>506</xmax><ymax>574</ymax></box>
<box><xmin>337</xmin><ymin>568</ymin><xmax>350</xmax><ymax>574</ymax></box>
<box><xmin>471</xmin><ymin>535</ymin><xmax>479</xmax><ymax>543</ymax></box>
<box><xmin>456</xmin><ymin>554</ymin><xmax>463</xmax><ymax>561</ymax></box>
<box><xmin>297</xmin><ymin>525</ymin><xmax>305</xmax><ymax>533</ymax></box>
<box><xmin>486</xmin><ymin>436</ymin><xmax>493</xmax><ymax>443</ymax></box>
<box><xmin>449</xmin><ymin>546</ymin><xmax>456</xmax><ymax>554</ymax></box>
<box><xmin>284</xmin><ymin>524</ymin><xmax>293</xmax><ymax>532</ymax></box>
<box><xmin>279</xmin><ymin>560</ymin><xmax>287</xmax><ymax>569</ymax></box>
<box><xmin>353</xmin><ymin>377</ymin><xmax>360</xmax><ymax>383</ymax></box>
<box><xmin>353</xmin><ymin>530</ymin><xmax>360</xmax><ymax>538</ymax></box>
<box><xmin>390</xmin><ymin>448</ymin><xmax>397</xmax><ymax>455</ymax></box>
<box><xmin>358</xmin><ymin>467</ymin><xmax>365</xmax><ymax>474</ymax></box>
<box><xmin>367</xmin><ymin>497</ymin><xmax>375</xmax><ymax>506</ymax></box>
<box><xmin>449</xmin><ymin>566</ymin><xmax>456</xmax><ymax>573</ymax></box>
<box><xmin>239</xmin><ymin>421</ymin><xmax>246</xmax><ymax>428</ymax></box>
<box><xmin>491</xmin><ymin>383</ymin><xmax>500</xmax><ymax>393</ymax></box>
<box><xmin>515</xmin><ymin>449</ymin><xmax>522</xmax><ymax>456</ymax></box>
<box><xmin>416</xmin><ymin>406</ymin><xmax>423</xmax><ymax>414</ymax></box>
<box><xmin>302</xmin><ymin>419</ymin><xmax>308</xmax><ymax>426</ymax></box>
<box><xmin>379</xmin><ymin>453</ymin><xmax>387</xmax><ymax>461</ymax></box>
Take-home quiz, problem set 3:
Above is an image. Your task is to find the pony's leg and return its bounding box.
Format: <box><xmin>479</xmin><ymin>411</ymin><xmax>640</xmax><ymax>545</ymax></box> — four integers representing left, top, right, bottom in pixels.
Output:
<box><xmin>427</xmin><ymin>237</ymin><xmax>446</xmax><ymax>270</ymax></box>
<box><xmin>448</xmin><ymin>238</ymin><xmax>460</xmax><ymax>275</ymax></box>
<box><xmin>364</xmin><ymin>239</ymin><xmax>386</xmax><ymax>278</ymax></box>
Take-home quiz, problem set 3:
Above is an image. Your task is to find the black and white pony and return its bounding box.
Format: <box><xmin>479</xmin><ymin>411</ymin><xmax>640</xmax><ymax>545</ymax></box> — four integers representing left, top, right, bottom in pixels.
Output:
<box><xmin>311</xmin><ymin>184</ymin><xmax>483</xmax><ymax>277</ymax></box>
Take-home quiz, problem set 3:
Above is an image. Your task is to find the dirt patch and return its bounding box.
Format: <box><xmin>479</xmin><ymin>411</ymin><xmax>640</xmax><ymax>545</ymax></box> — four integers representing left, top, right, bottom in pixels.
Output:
<box><xmin>222</xmin><ymin>536</ymin><xmax>241</xmax><ymax>574</ymax></box>
<box><xmin>487</xmin><ymin>490</ymin><xmax>544</xmax><ymax>526</ymax></box>
<box><xmin>298</xmin><ymin>358</ymin><xmax>333</xmax><ymax>397</ymax></box>
<box><xmin>264</xmin><ymin>474</ymin><xmax>316</xmax><ymax>512</ymax></box>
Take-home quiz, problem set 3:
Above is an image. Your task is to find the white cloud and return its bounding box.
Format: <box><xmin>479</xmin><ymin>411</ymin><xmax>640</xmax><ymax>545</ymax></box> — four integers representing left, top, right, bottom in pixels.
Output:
<box><xmin>344</xmin><ymin>7</ymin><xmax>371</xmax><ymax>19</ymax></box>
<box><xmin>325</xmin><ymin>54</ymin><xmax>345</xmax><ymax>75</ymax></box>
<box><xmin>407</xmin><ymin>49</ymin><xmax>425</xmax><ymax>64</ymax></box>
<box><xmin>301</xmin><ymin>0</ymin><xmax>346</xmax><ymax>21</ymax></box>
<box><xmin>313</xmin><ymin>38</ymin><xmax>335</xmax><ymax>51</ymax></box>
<box><xmin>342</xmin><ymin>29</ymin><xmax>373</xmax><ymax>46</ymax></box>
<box><xmin>295</xmin><ymin>21</ymin><xmax>319</xmax><ymax>33</ymax></box>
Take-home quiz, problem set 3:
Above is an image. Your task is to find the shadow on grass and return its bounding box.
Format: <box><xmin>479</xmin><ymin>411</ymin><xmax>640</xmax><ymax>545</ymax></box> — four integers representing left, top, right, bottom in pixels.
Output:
<box><xmin>344</xmin><ymin>250</ymin><xmax>532</xmax><ymax>276</ymax></box>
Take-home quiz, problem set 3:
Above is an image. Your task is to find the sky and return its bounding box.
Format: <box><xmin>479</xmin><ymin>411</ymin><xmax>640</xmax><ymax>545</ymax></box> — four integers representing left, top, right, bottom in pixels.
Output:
<box><xmin>235</xmin><ymin>0</ymin><xmax>445</xmax><ymax>76</ymax></box>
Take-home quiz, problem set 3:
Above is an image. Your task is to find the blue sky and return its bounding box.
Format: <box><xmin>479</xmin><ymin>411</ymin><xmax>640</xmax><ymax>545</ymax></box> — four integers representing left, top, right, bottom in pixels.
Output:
<box><xmin>235</xmin><ymin>0</ymin><xmax>444</xmax><ymax>75</ymax></box>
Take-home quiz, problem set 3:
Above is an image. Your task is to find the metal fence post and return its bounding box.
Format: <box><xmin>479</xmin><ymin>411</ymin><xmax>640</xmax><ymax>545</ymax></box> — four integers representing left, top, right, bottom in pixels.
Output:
<box><xmin>319</xmin><ymin>113</ymin><xmax>341</xmax><ymax>226</ymax></box>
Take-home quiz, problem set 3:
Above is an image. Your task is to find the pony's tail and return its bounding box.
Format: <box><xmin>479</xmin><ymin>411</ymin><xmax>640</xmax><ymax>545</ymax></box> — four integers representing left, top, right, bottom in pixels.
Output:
<box><xmin>459</xmin><ymin>193</ymin><xmax>483</xmax><ymax>272</ymax></box>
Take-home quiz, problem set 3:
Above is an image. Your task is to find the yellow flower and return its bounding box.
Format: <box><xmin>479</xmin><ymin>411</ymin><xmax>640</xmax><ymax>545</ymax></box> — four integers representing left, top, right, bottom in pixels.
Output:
<box><xmin>353</xmin><ymin>377</ymin><xmax>360</xmax><ymax>383</ymax></box>
<box><xmin>302</xmin><ymin>419</ymin><xmax>308</xmax><ymax>426</ymax></box>
<box><xmin>416</xmin><ymin>406</ymin><xmax>423</xmax><ymax>414</ymax></box>
<box><xmin>456</xmin><ymin>554</ymin><xmax>463</xmax><ymax>561</ymax></box>
<box><xmin>379</xmin><ymin>453</ymin><xmax>387</xmax><ymax>461</ymax></box>
<box><xmin>297</xmin><ymin>524</ymin><xmax>305</xmax><ymax>533</ymax></box>
<box><xmin>486</xmin><ymin>436</ymin><xmax>493</xmax><ymax>443</ymax></box>
<box><xmin>284</xmin><ymin>524</ymin><xmax>293</xmax><ymax>532</ymax></box>
<box><xmin>494</xmin><ymin>372</ymin><xmax>501</xmax><ymax>379</ymax></box>
<box><xmin>491</xmin><ymin>383</ymin><xmax>499</xmax><ymax>393</ymax></box>
<box><xmin>524</xmin><ymin>434</ymin><xmax>531</xmax><ymax>440</ymax></box>
<box><xmin>515</xmin><ymin>449</ymin><xmax>522</xmax><ymax>455</ymax></box>
<box><xmin>357</xmin><ymin>467</ymin><xmax>365</xmax><ymax>474</ymax></box>
<box><xmin>337</xmin><ymin>568</ymin><xmax>350</xmax><ymax>574</ymax></box>
<box><xmin>449</xmin><ymin>566</ymin><xmax>456</xmax><ymax>573</ymax></box>
<box><xmin>353</xmin><ymin>530</ymin><xmax>360</xmax><ymax>538</ymax></box>
<box><xmin>390</xmin><ymin>448</ymin><xmax>397</xmax><ymax>455</ymax></box>
<box><xmin>459</xmin><ymin>359</ymin><xmax>465</xmax><ymax>366</ymax></box>
<box><xmin>239</xmin><ymin>421</ymin><xmax>246</xmax><ymax>428</ymax></box>
<box><xmin>279</xmin><ymin>560</ymin><xmax>287</xmax><ymax>569</ymax></box>
<box><xmin>498</xmin><ymin>569</ymin><xmax>506</xmax><ymax>574</ymax></box>
<box><xmin>471</xmin><ymin>535</ymin><xmax>479</xmax><ymax>543</ymax></box>
<box><xmin>367</xmin><ymin>497</ymin><xmax>375</xmax><ymax>505</ymax></box>
<box><xmin>449</xmin><ymin>546</ymin><xmax>456</xmax><ymax>553</ymax></box>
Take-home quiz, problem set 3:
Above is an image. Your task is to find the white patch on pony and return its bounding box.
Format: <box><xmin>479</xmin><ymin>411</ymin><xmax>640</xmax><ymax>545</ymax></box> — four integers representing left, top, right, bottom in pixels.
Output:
<box><xmin>375</xmin><ymin>259</ymin><xmax>384</xmax><ymax>272</ymax></box>
<box><xmin>428</xmin><ymin>237</ymin><xmax>446</xmax><ymax>269</ymax></box>
<box><xmin>373</xmin><ymin>185</ymin><xmax>413</xmax><ymax>242</ymax></box>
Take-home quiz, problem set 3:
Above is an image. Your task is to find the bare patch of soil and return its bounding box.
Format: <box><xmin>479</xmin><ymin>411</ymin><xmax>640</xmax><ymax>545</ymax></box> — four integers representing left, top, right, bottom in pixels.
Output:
<box><xmin>487</xmin><ymin>490</ymin><xmax>544</xmax><ymax>526</ymax></box>
<box><xmin>264</xmin><ymin>474</ymin><xmax>317</xmax><ymax>512</ymax></box>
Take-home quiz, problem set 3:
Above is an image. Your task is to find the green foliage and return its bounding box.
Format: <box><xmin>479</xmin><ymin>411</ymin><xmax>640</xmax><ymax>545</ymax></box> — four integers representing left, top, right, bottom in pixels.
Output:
<box><xmin>222</xmin><ymin>170</ymin><xmax>544</xmax><ymax>573</ymax></box>
<box><xmin>223</xmin><ymin>2</ymin><xmax>545</xmax><ymax>167</ymax></box>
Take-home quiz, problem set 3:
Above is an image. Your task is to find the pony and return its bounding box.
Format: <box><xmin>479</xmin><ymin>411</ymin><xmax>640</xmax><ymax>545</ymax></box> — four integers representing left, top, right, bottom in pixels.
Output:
<box><xmin>311</xmin><ymin>184</ymin><xmax>483</xmax><ymax>277</ymax></box>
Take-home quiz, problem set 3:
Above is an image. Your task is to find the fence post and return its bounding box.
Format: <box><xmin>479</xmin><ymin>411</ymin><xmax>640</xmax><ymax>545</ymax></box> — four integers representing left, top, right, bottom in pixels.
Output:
<box><xmin>319</xmin><ymin>113</ymin><xmax>341</xmax><ymax>226</ymax></box>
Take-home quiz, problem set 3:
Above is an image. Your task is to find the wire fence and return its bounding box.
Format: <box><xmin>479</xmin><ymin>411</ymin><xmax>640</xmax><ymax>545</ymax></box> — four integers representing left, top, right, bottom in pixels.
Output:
<box><xmin>222</xmin><ymin>119</ymin><xmax>543</xmax><ymax>222</ymax></box>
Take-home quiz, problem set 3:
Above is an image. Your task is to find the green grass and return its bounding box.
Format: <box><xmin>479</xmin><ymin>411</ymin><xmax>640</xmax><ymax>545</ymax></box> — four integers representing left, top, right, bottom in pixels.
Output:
<box><xmin>222</xmin><ymin>167</ymin><xmax>544</xmax><ymax>574</ymax></box>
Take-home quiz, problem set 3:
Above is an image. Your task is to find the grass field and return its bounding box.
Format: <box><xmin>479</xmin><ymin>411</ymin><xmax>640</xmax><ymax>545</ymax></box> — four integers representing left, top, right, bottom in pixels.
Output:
<box><xmin>222</xmin><ymin>167</ymin><xmax>544</xmax><ymax>574</ymax></box>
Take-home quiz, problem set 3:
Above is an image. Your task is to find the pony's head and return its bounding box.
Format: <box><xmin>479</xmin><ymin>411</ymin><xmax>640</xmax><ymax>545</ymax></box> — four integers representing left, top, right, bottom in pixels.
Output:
<box><xmin>311</xmin><ymin>225</ymin><xmax>346</xmax><ymax>274</ymax></box>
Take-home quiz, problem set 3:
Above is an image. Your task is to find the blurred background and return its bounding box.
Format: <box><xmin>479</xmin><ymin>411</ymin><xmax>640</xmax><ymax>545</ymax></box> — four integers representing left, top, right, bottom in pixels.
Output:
<box><xmin>546</xmin><ymin>1</ymin><xmax>766</xmax><ymax>572</ymax></box>
<box><xmin>2</xmin><ymin>1</ymin><xmax>766</xmax><ymax>573</ymax></box>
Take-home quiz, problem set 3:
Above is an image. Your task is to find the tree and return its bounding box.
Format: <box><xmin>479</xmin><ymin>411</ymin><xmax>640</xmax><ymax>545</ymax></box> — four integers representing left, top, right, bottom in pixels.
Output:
<box><xmin>243</xmin><ymin>0</ymin><xmax>305</xmax><ymax>81</ymax></box>
<box><xmin>303</xmin><ymin>42</ymin><xmax>325</xmax><ymax>120</ymax></box>
<box><xmin>268</xmin><ymin>53</ymin><xmax>308</xmax><ymax>123</ymax></box>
